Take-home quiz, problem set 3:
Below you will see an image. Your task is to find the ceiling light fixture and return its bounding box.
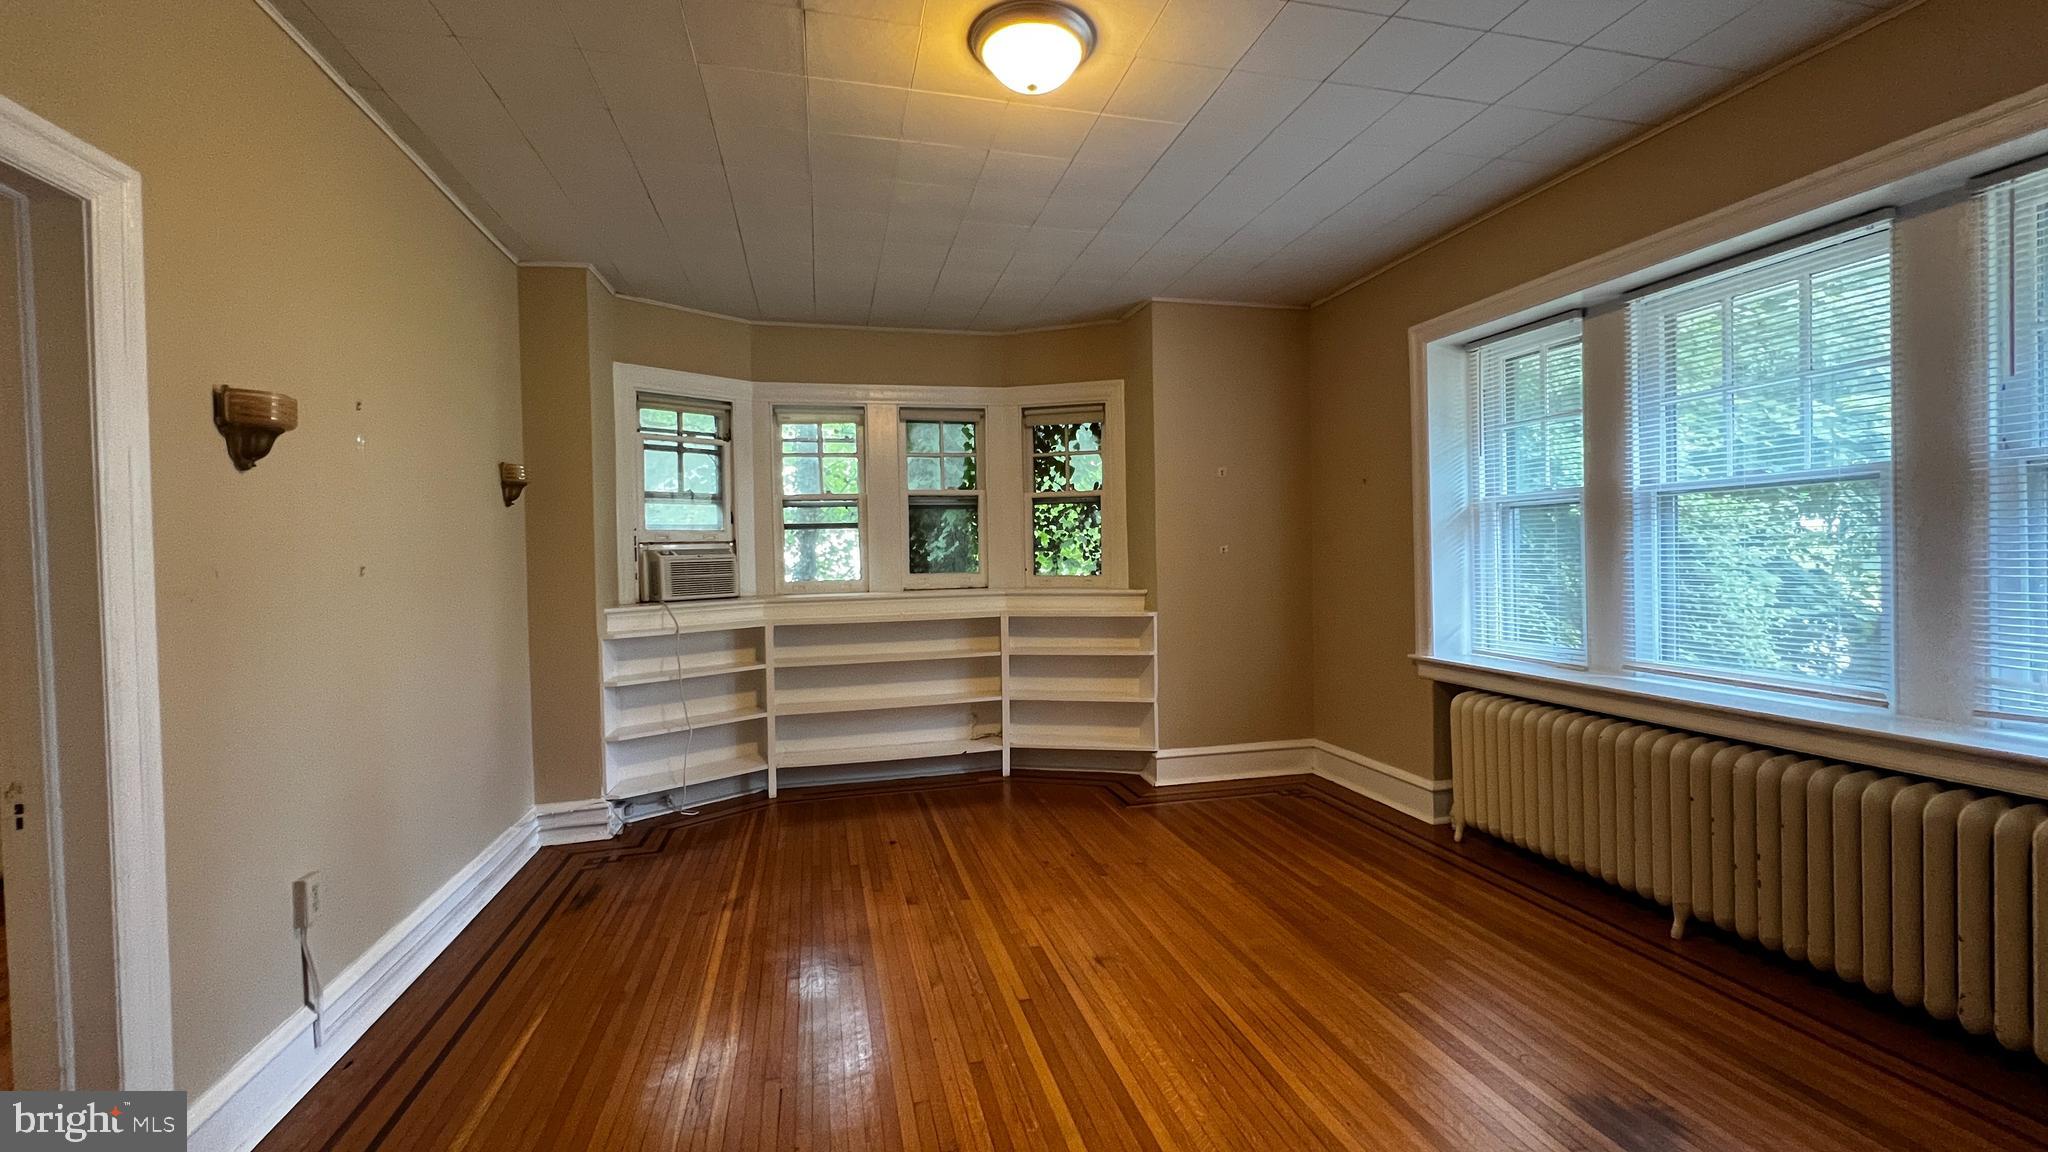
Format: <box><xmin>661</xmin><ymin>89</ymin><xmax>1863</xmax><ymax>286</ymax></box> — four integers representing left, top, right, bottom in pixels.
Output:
<box><xmin>969</xmin><ymin>2</ymin><xmax>1095</xmax><ymax>96</ymax></box>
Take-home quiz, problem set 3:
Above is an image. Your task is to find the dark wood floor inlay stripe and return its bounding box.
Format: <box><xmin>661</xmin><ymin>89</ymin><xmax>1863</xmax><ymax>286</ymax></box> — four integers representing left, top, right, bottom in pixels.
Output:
<box><xmin>257</xmin><ymin>771</ymin><xmax>2048</xmax><ymax>1152</ymax></box>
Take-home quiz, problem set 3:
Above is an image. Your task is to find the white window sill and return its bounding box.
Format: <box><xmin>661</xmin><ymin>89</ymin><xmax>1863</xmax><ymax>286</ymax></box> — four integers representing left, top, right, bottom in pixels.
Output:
<box><xmin>1414</xmin><ymin>653</ymin><xmax>2048</xmax><ymax>802</ymax></box>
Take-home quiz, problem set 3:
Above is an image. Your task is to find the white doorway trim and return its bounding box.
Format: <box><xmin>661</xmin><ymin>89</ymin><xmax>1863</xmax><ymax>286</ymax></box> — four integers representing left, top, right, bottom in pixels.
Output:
<box><xmin>0</xmin><ymin>92</ymin><xmax>173</xmax><ymax>1089</ymax></box>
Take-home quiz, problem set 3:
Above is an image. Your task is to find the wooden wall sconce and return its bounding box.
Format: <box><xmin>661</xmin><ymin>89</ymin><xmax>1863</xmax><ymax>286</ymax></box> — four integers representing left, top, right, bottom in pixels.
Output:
<box><xmin>500</xmin><ymin>462</ymin><xmax>529</xmax><ymax>507</ymax></box>
<box><xmin>213</xmin><ymin>386</ymin><xmax>299</xmax><ymax>471</ymax></box>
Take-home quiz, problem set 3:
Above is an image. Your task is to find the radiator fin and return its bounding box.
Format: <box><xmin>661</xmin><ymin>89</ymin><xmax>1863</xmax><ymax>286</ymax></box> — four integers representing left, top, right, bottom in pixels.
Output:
<box><xmin>1448</xmin><ymin>690</ymin><xmax>2048</xmax><ymax>1062</ymax></box>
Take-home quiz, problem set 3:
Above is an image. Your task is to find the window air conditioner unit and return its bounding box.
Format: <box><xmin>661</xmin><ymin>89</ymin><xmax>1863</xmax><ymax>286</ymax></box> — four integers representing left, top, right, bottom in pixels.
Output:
<box><xmin>639</xmin><ymin>542</ymin><xmax>739</xmax><ymax>602</ymax></box>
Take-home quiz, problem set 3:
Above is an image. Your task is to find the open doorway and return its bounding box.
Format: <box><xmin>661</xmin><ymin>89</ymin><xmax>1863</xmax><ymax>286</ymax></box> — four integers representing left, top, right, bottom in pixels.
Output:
<box><xmin>0</xmin><ymin>92</ymin><xmax>173</xmax><ymax>1090</ymax></box>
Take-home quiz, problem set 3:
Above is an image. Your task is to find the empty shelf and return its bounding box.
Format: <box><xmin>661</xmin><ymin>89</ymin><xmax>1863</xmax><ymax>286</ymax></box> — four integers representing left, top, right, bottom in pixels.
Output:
<box><xmin>777</xmin><ymin>737</ymin><xmax>1004</xmax><ymax>769</ymax></box>
<box><xmin>774</xmin><ymin>646</ymin><xmax>1001</xmax><ymax>668</ymax></box>
<box><xmin>1004</xmin><ymin>643</ymin><xmax>1155</xmax><ymax>658</ymax></box>
<box><xmin>1007</xmin><ymin>735</ymin><xmax>1157</xmax><ymax>752</ymax></box>
<box><xmin>606</xmin><ymin>753</ymin><xmax>765</xmax><ymax>800</ymax></box>
<box><xmin>604</xmin><ymin>661</ymin><xmax>766</xmax><ymax>688</ymax></box>
<box><xmin>605</xmin><ymin>707</ymin><xmax>767</xmax><ymax>743</ymax></box>
<box><xmin>774</xmin><ymin>692</ymin><xmax>1001</xmax><ymax>717</ymax></box>
<box><xmin>1005</xmin><ymin>690</ymin><xmax>1155</xmax><ymax>704</ymax></box>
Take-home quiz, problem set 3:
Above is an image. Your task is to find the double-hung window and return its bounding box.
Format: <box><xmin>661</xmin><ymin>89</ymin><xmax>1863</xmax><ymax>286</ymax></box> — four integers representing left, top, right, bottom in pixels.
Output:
<box><xmin>904</xmin><ymin>411</ymin><xmax>983</xmax><ymax>587</ymax></box>
<box><xmin>1027</xmin><ymin>406</ymin><xmax>1105</xmax><ymax>578</ymax></box>
<box><xmin>1468</xmin><ymin>319</ymin><xmax>1586</xmax><ymax>662</ymax></box>
<box><xmin>1981</xmin><ymin>166</ymin><xmax>2048</xmax><ymax>723</ymax></box>
<box><xmin>1624</xmin><ymin>224</ymin><xmax>1895</xmax><ymax>700</ymax></box>
<box><xmin>637</xmin><ymin>394</ymin><xmax>731</xmax><ymax>539</ymax></box>
<box><xmin>778</xmin><ymin>410</ymin><xmax>865</xmax><ymax>590</ymax></box>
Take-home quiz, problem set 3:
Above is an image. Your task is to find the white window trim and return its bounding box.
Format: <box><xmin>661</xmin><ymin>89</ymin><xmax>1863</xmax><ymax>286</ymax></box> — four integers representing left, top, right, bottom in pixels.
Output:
<box><xmin>1408</xmin><ymin>97</ymin><xmax>2048</xmax><ymax>787</ymax></box>
<box><xmin>611</xmin><ymin>364</ymin><xmax>1128</xmax><ymax>603</ymax></box>
<box><xmin>901</xmin><ymin>408</ymin><xmax>986</xmax><ymax>591</ymax></box>
<box><xmin>612</xmin><ymin>368</ymin><xmax>756</xmax><ymax>603</ymax></box>
<box><xmin>633</xmin><ymin>393</ymin><xmax>735</xmax><ymax>545</ymax></box>
<box><xmin>775</xmin><ymin>405</ymin><xmax>871</xmax><ymax>595</ymax></box>
<box><xmin>1466</xmin><ymin>316</ymin><xmax>1586</xmax><ymax>666</ymax></box>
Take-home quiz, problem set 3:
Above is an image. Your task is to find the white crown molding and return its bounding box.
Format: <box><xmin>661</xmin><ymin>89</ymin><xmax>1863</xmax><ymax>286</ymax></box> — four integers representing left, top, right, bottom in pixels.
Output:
<box><xmin>253</xmin><ymin>0</ymin><xmax>518</xmax><ymax>264</ymax></box>
<box><xmin>188</xmin><ymin>807</ymin><xmax>546</xmax><ymax>1152</ymax></box>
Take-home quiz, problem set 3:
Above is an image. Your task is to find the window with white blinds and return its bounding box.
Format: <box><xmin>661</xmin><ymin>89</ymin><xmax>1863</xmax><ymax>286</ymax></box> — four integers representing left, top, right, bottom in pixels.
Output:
<box><xmin>1468</xmin><ymin>318</ymin><xmax>1586</xmax><ymax>662</ymax></box>
<box><xmin>1625</xmin><ymin>225</ymin><xmax>1894</xmax><ymax>700</ymax></box>
<box><xmin>1981</xmin><ymin>167</ymin><xmax>2048</xmax><ymax>723</ymax></box>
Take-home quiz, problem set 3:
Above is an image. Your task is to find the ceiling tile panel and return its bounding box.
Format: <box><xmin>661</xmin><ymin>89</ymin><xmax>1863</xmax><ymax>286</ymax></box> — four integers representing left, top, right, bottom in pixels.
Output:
<box><xmin>1417</xmin><ymin>33</ymin><xmax>1572</xmax><ymax>102</ymax></box>
<box><xmin>1393</xmin><ymin>0</ymin><xmax>1525</xmax><ymax>30</ymax></box>
<box><xmin>681</xmin><ymin>1</ymin><xmax>804</xmax><ymax>72</ymax></box>
<box><xmin>805</xmin><ymin>11</ymin><xmax>923</xmax><ymax>86</ymax></box>
<box><xmin>1328</xmin><ymin>18</ymin><xmax>1481</xmax><ymax>91</ymax></box>
<box><xmin>1137</xmin><ymin>0</ymin><xmax>1284</xmax><ymax>68</ymax></box>
<box><xmin>1234</xmin><ymin>4</ymin><xmax>1385</xmax><ymax>81</ymax></box>
<box><xmin>285</xmin><ymin>0</ymin><xmax>1910</xmax><ymax>327</ymax></box>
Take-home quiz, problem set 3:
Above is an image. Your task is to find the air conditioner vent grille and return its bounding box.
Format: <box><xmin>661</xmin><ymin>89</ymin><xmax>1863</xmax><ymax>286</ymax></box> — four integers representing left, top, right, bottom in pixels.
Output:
<box><xmin>640</xmin><ymin>543</ymin><xmax>738</xmax><ymax>602</ymax></box>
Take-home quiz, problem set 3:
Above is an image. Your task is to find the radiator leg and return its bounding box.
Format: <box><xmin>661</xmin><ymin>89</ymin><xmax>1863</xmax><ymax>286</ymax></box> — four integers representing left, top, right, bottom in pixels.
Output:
<box><xmin>1671</xmin><ymin>913</ymin><xmax>1688</xmax><ymax>941</ymax></box>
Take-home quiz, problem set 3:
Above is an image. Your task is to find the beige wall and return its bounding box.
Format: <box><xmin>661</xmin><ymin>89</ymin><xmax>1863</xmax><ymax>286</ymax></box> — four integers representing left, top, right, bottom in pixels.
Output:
<box><xmin>0</xmin><ymin>0</ymin><xmax>534</xmax><ymax>1091</ymax></box>
<box><xmin>1148</xmin><ymin>303</ymin><xmax>1312</xmax><ymax>748</ymax></box>
<box><xmin>1307</xmin><ymin>0</ymin><xmax>2048</xmax><ymax>778</ymax></box>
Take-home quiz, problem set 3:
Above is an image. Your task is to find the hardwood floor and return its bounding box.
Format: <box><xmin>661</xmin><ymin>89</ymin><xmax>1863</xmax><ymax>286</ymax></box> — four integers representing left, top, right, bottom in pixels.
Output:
<box><xmin>260</xmin><ymin>772</ymin><xmax>2048</xmax><ymax>1151</ymax></box>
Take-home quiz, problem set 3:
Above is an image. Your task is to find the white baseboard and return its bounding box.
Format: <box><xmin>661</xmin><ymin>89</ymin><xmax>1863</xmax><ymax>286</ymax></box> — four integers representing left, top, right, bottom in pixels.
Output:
<box><xmin>1148</xmin><ymin>741</ymin><xmax>1315</xmax><ymax>786</ymax></box>
<box><xmin>1309</xmin><ymin>741</ymin><xmax>1453</xmax><ymax>826</ymax></box>
<box><xmin>535</xmin><ymin>797</ymin><xmax>618</xmax><ymax>846</ymax></box>
<box><xmin>1148</xmin><ymin>739</ymin><xmax>1451</xmax><ymax>826</ymax></box>
<box><xmin>188</xmin><ymin>809</ymin><xmax>544</xmax><ymax>1152</ymax></box>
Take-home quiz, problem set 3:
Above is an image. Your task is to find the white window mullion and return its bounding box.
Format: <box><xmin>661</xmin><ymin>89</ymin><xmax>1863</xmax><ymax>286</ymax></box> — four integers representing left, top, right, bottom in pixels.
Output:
<box><xmin>1891</xmin><ymin>197</ymin><xmax>1982</xmax><ymax>725</ymax></box>
<box><xmin>1581</xmin><ymin>306</ymin><xmax>1630</xmax><ymax>674</ymax></box>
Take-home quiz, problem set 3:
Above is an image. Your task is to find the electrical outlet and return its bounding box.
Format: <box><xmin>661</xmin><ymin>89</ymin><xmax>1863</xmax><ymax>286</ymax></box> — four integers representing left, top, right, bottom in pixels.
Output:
<box><xmin>293</xmin><ymin>872</ymin><xmax>324</xmax><ymax>930</ymax></box>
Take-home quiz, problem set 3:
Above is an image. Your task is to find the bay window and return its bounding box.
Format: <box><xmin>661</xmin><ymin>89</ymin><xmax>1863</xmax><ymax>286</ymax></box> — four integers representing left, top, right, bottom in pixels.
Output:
<box><xmin>637</xmin><ymin>394</ymin><xmax>731</xmax><ymax>538</ymax></box>
<box><xmin>779</xmin><ymin>410</ymin><xmax>865</xmax><ymax>590</ymax></box>
<box><xmin>904</xmin><ymin>411</ymin><xmax>983</xmax><ymax>587</ymax></box>
<box><xmin>1027</xmin><ymin>406</ymin><xmax>1106</xmax><ymax>579</ymax></box>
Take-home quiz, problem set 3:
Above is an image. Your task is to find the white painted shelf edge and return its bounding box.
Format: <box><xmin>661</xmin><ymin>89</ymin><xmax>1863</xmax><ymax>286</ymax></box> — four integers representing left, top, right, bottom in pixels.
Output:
<box><xmin>604</xmin><ymin>661</ymin><xmax>767</xmax><ymax>688</ymax></box>
<box><xmin>777</xmin><ymin>737</ymin><xmax>1004</xmax><ymax>769</ymax></box>
<box><xmin>606</xmin><ymin>707</ymin><xmax>768</xmax><ymax>743</ymax></box>
<box><xmin>607</xmin><ymin>754</ymin><xmax>765</xmax><ymax>800</ymax></box>
<box><xmin>774</xmin><ymin>647</ymin><xmax>1001</xmax><ymax>668</ymax></box>
<box><xmin>1005</xmin><ymin>691</ymin><xmax>1156</xmax><ymax>704</ymax></box>
<box><xmin>774</xmin><ymin>692</ymin><xmax>1003</xmax><ymax>717</ymax></box>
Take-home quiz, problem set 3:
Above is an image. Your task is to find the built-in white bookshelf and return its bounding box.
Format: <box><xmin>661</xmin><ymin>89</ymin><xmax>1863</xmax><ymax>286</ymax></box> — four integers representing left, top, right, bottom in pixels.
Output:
<box><xmin>599</xmin><ymin>592</ymin><xmax>1156</xmax><ymax>803</ymax></box>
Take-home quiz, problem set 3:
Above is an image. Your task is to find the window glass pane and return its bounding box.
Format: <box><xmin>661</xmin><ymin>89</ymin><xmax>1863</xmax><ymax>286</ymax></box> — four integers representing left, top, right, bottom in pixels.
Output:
<box><xmin>1495</xmin><ymin>502</ymin><xmax>1584</xmax><ymax>655</ymax></box>
<box><xmin>1730</xmin><ymin>385</ymin><xmax>1803</xmax><ymax>475</ymax></box>
<box><xmin>942</xmin><ymin>456</ymin><xmax>971</xmax><ymax>490</ymax></box>
<box><xmin>639</xmin><ymin>406</ymin><xmax>678</xmax><ymax>432</ymax></box>
<box><xmin>1653</xmin><ymin>479</ymin><xmax>1887</xmax><ymax>692</ymax></box>
<box><xmin>1506</xmin><ymin>352</ymin><xmax>1545</xmax><ymax>419</ymax></box>
<box><xmin>782</xmin><ymin>457</ymin><xmax>820</xmax><ymax>495</ymax></box>
<box><xmin>1730</xmin><ymin>281</ymin><xmax>1801</xmax><ymax>387</ymax></box>
<box><xmin>783</xmin><ymin>527</ymin><xmax>862</xmax><ymax>584</ymax></box>
<box><xmin>822</xmin><ymin>456</ymin><xmax>860</xmax><ymax>493</ymax></box>
<box><xmin>647</xmin><ymin>499</ymin><xmax>722</xmax><ymax>530</ymax></box>
<box><xmin>907</xmin><ymin>422</ymin><xmax>940</xmax><ymax>452</ymax></box>
<box><xmin>1032</xmin><ymin>499</ymin><xmax>1102</xmax><ymax>576</ymax></box>
<box><xmin>944</xmin><ymin>422</ymin><xmax>974</xmax><ymax>452</ymax></box>
<box><xmin>909</xmin><ymin>502</ymin><xmax>980</xmax><ymax>574</ymax></box>
<box><xmin>682</xmin><ymin>449</ymin><xmax>721</xmax><ymax>496</ymax></box>
<box><xmin>907</xmin><ymin>456</ymin><xmax>942</xmax><ymax>491</ymax></box>
<box><xmin>1672</xmin><ymin>306</ymin><xmax>1724</xmax><ymax>393</ymax></box>
<box><xmin>784</xmin><ymin>504</ymin><xmax>859</xmax><ymax>524</ymax></box>
<box><xmin>643</xmin><ymin>445</ymin><xmax>678</xmax><ymax>495</ymax></box>
<box><xmin>680</xmin><ymin>411</ymin><xmax>719</xmax><ymax>435</ymax></box>
<box><xmin>782</xmin><ymin>422</ymin><xmax>818</xmax><ymax>441</ymax></box>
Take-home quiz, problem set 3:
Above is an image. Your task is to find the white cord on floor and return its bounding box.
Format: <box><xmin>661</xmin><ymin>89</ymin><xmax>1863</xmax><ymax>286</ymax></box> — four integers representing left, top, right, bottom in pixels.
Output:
<box><xmin>299</xmin><ymin>925</ymin><xmax>325</xmax><ymax>1047</ymax></box>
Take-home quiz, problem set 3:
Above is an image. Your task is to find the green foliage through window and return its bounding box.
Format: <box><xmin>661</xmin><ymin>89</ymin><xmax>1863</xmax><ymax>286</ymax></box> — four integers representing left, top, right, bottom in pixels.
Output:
<box><xmin>1029</xmin><ymin>414</ymin><xmax>1105</xmax><ymax>577</ymax></box>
